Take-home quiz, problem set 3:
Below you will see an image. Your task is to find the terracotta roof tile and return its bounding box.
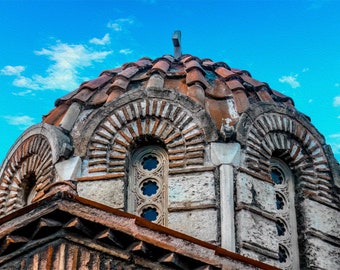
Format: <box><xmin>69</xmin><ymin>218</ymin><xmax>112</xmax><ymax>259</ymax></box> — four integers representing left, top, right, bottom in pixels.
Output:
<box><xmin>186</xmin><ymin>68</ymin><xmax>209</xmax><ymax>89</ymax></box>
<box><xmin>201</xmin><ymin>58</ymin><xmax>214</xmax><ymax>67</ymax></box>
<box><xmin>151</xmin><ymin>58</ymin><xmax>171</xmax><ymax>74</ymax></box>
<box><xmin>256</xmin><ymin>87</ymin><xmax>274</xmax><ymax>102</ymax></box>
<box><xmin>119</xmin><ymin>66</ymin><xmax>139</xmax><ymax>79</ymax></box>
<box><xmin>240</xmin><ymin>73</ymin><xmax>266</xmax><ymax>89</ymax></box>
<box><xmin>134</xmin><ymin>57</ymin><xmax>153</xmax><ymax>67</ymax></box>
<box><xmin>43</xmin><ymin>54</ymin><xmax>295</xmax><ymax>130</ymax></box>
<box><xmin>55</xmin><ymin>90</ymin><xmax>78</xmax><ymax>106</ymax></box>
<box><xmin>109</xmin><ymin>76</ymin><xmax>130</xmax><ymax>92</ymax></box>
<box><xmin>232</xmin><ymin>89</ymin><xmax>250</xmax><ymax>114</ymax></box>
<box><xmin>43</xmin><ymin>103</ymin><xmax>69</xmax><ymax>125</ymax></box>
<box><xmin>206</xmin><ymin>79</ymin><xmax>232</xmax><ymax>99</ymax></box>
<box><xmin>80</xmin><ymin>74</ymin><xmax>112</xmax><ymax>90</ymax></box>
<box><xmin>72</xmin><ymin>88</ymin><xmax>94</xmax><ymax>104</ymax></box>
<box><xmin>215</xmin><ymin>67</ymin><xmax>235</xmax><ymax>79</ymax></box>
<box><xmin>88</xmin><ymin>83</ymin><xmax>110</xmax><ymax>106</ymax></box>
<box><xmin>99</xmin><ymin>67</ymin><xmax>121</xmax><ymax>76</ymax></box>
<box><xmin>225</xmin><ymin>79</ymin><xmax>245</xmax><ymax>92</ymax></box>
<box><xmin>184</xmin><ymin>59</ymin><xmax>205</xmax><ymax>73</ymax></box>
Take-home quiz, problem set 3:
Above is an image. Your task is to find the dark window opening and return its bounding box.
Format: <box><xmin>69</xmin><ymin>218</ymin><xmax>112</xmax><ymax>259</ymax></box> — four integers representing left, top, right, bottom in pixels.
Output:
<box><xmin>142</xmin><ymin>155</ymin><xmax>159</xmax><ymax>171</ymax></box>
<box><xmin>276</xmin><ymin>220</ymin><xmax>286</xmax><ymax>236</ymax></box>
<box><xmin>21</xmin><ymin>172</ymin><xmax>36</xmax><ymax>204</ymax></box>
<box><xmin>271</xmin><ymin>167</ymin><xmax>284</xmax><ymax>184</ymax></box>
<box><xmin>279</xmin><ymin>245</ymin><xmax>288</xmax><ymax>263</ymax></box>
<box><xmin>276</xmin><ymin>193</ymin><xmax>284</xmax><ymax>210</ymax></box>
<box><xmin>141</xmin><ymin>180</ymin><xmax>159</xmax><ymax>196</ymax></box>
<box><xmin>141</xmin><ymin>207</ymin><xmax>158</xmax><ymax>221</ymax></box>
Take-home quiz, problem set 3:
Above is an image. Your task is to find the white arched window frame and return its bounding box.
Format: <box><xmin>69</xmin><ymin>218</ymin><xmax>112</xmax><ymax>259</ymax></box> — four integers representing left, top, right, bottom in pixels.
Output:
<box><xmin>270</xmin><ymin>158</ymin><xmax>300</xmax><ymax>269</ymax></box>
<box><xmin>128</xmin><ymin>145</ymin><xmax>168</xmax><ymax>225</ymax></box>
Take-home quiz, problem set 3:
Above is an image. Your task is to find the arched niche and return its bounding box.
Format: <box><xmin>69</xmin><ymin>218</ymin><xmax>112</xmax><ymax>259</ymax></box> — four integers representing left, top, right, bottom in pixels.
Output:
<box><xmin>235</xmin><ymin>102</ymin><xmax>336</xmax><ymax>204</ymax></box>
<box><xmin>234</xmin><ymin>102</ymin><xmax>339</xmax><ymax>268</ymax></box>
<box><xmin>72</xmin><ymin>88</ymin><xmax>218</xmax><ymax>177</ymax></box>
<box><xmin>0</xmin><ymin>123</ymin><xmax>72</xmax><ymax>217</ymax></box>
<box><xmin>72</xmin><ymin>88</ymin><xmax>218</xmax><ymax>156</ymax></box>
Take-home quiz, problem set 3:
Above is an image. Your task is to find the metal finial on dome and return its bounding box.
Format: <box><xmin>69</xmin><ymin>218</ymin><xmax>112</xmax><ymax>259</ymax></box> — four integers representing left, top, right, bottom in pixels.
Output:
<box><xmin>172</xmin><ymin>30</ymin><xmax>182</xmax><ymax>59</ymax></box>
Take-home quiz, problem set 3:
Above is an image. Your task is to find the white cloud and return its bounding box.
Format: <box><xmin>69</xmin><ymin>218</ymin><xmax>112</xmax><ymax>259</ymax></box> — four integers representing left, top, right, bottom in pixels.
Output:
<box><xmin>0</xmin><ymin>65</ymin><xmax>25</xmax><ymax>76</ymax></box>
<box><xmin>13</xmin><ymin>76</ymin><xmax>41</xmax><ymax>90</ymax></box>
<box><xmin>333</xmin><ymin>96</ymin><xmax>340</xmax><ymax>107</ymax></box>
<box><xmin>2</xmin><ymin>42</ymin><xmax>112</xmax><ymax>91</ymax></box>
<box><xmin>89</xmin><ymin>33</ymin><xmax>110</xmax><ymax>45</ymax></box>
<box><xmin>302</xmin><ymin>67</ymin><xmax>309</xmax><ymax>72</ymax></box>
<box><xmin>279</xmin><ymin>74</ymin><xmax>301</xmax><ymax>89</ymax></box>
<box><xmin>107</xmin><ymin>18</ymin><xmax>134</xmax><ymax>32</ymax></box>
<box><xmin>119</xmin><ymin>48</ymin><xmax>133</xmax><ymax>55</ymax></box>
<box><xmin>335</xmin><ymin>83</ymin><xmax>339</xmax><ymax>88</ymax></box>
<box><xmin>2</xmin><ymin>115</ymin><xmax>35</xmax><ymax>130</ymax></box>
<box><xmin>329</xmin><ymin>133</ymin><xmax>340</xmax><ymax>138</ymax></box>
<box><xmin>12</xmin><ymin>90</ymin><xmax>34</xmax><ymax>96</ymax></box>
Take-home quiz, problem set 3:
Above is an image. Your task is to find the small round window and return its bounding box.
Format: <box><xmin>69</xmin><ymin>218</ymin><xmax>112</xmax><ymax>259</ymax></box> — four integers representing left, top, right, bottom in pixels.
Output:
<box><xmin>141</xmin><ymin>155</ymin><xmax>159</xmax><ymax>171</ymax></box>
<box><xmin>141</xmin><ymin>179</ymin><xmax>159</xmax><ymax>197</ymax></box>
<box><xmin>270</xmin><ymin>167</ymin><xmax>285</xmax><ymax>185</ymax></box>
<box><xmin>141</xmin><ymin>206</ymin><xmax>159</xmax><ymax>222</ymax></box>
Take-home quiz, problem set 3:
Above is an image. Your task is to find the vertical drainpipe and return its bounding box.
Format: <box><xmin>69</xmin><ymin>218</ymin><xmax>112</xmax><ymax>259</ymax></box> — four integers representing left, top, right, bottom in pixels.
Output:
<box><xmin>211</xmin><ymin>142</ymin><xmax>240</xmax><ymax>252</ymax></box>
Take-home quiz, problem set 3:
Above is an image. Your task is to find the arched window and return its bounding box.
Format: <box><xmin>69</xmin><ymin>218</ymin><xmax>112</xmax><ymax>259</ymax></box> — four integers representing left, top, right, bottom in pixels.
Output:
<box><xmin>128</xmin><ymin>145</ymin><xmax>168</xmax><ymax>225</ymax></box>
<box><xmin>17</xmin><ymin>172</ymin><xmax>36</xmax><ymax>206</ymax></box>
<box><xmin>270</xmin><ymin>158</ymin><xmax>300</xmax><ymax>269</ymax></box>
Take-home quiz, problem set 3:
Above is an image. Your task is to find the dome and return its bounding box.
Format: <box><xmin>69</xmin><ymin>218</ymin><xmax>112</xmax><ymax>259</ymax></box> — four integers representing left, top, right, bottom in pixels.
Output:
<box><xmin>43</xmin><ymin>54</ymin><xmax>294</xmax><ymax>135</ymax></box>
<box><xmin>1</xmin><ymin>34</ymin><xmax>339</xmax><ymax>270</ymax></box>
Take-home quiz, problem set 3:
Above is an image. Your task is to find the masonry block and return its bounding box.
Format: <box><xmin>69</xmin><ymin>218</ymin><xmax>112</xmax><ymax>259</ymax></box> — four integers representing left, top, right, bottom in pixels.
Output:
<box><xmin>236</xmin><ymin>172</ymin><xmax>276</xmax><ymax>213</ymax></box>
<box><xmin>77</xmin><ymin>180</ymin><xmax>124</xmax><ymax>209</ymax></box>
<box><xmin>168</xmin><ymin>208</ymin><xmax>218</xmax><ymax>243</ymax></box>
<box><xmin>168</xmin><ymin>171</ymin><xmax>216</xmax><ymax>208</ymax></box>
<box><xmin>236</xmin><ymin>209</ymin><xmax>278</xmax><ymax>252</ymax></box>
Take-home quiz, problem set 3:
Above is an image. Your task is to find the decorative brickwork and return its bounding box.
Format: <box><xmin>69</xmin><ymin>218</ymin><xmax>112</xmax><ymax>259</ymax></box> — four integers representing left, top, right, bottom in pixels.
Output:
<box><xmin>236</xmin><ymin>103</ymin><xmax>336</xmax><ymax>207</ymax></box>
<box><xmin>87</xmin><ymin>98</ymin><xmax>206</xmax><ymax>178</ymax></box>
<box><xmin>0</xmin><ymin>124</ymin><xmax>71</xmax><ymax>218</ymax></box>
<box><xmin>0</xmin><ymin>135</ymin><xmax>53</xmax><ymax>217</ymax></box>
<box><xmin>235</xmin><ymin>103</ymin><xmax>340</xmax><ymax>268</ymax></box>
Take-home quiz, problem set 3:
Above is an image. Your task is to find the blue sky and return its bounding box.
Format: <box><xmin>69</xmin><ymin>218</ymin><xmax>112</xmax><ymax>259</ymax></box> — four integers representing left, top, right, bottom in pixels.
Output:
<box><xmin>0</xmin><ymin>0</ymin><xmax>339</xmax><ymax>164</ymax></box>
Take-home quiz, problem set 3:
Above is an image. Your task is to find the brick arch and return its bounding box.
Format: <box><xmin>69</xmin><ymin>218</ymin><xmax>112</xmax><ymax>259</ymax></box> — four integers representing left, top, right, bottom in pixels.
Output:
<box><xmin>0</xmin><ymin>123</ymin><xmax>72</xmax><ymax>217</ymax></box>
<box><xmin>87</xmin><ymin>97</ymin><xmax>207</xmax><ymax>177</ymax></box>
<box><xmin>0</xmin><ymin>135</ymin><xmax>53</xmax><ymax>217</ymax></box>
<box><xmin>236</xmin><ymin>103</ymin><xmax>336</xmax><ymax>206</ymax></box>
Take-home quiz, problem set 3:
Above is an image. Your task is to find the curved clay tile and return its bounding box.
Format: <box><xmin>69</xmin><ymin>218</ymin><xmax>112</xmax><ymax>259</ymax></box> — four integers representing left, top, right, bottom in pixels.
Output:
<box><xmin>43</xmin><ymin>54</ymin><xmax>295</xmax><ymax>130</ymax></box>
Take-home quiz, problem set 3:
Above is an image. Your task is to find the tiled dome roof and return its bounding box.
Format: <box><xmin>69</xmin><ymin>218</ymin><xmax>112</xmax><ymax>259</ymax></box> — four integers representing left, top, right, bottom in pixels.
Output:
<box><xmin>43</xmin><ymin>54</ymin><xmax>294</xmax><ymax>130</ymax></box>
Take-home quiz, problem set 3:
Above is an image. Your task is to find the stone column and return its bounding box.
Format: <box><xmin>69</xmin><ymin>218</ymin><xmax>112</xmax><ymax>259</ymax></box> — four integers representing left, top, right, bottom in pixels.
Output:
<box><xmin>211</xmin><ymin>143</ymin><xmax>240</xmax><ymax>252</ymax></box>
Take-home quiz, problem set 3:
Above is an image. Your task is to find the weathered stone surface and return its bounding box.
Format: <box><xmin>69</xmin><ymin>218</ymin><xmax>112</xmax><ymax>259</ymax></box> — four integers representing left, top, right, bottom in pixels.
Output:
<box><xmin>168</xmin><ymin>208</ymin><xmax>218</xmax><ymax>243</ymax></box>
<box><xmin>302</xmin><ymin>198</ymin><xmax>340</xmax><ymax>239</ymax></box>
<box><xmin>304</xmin><ymin>237</ymin><xmax>340</xmax><ymax>269</ymax></box>
<box><xmin>77</xmin><ymin>180</ymin><xmax>124</xmax><ymax>208</ymax></box>
<box><xmin>59</xmin><ymin>102</ymin><xmax>82</xmax><ymax>132</ymax></box>
<box><xmin>236</xmin><ymin>210</ymin><xmax>278</xmax><ymax>252</ymax></box>
<box><xmin>236</xmin><ymin>172</ymin><xmax>276</xmax><ymax>213</ymax></box>
<box><xmin>210</xmin><ymin>142</ymin><xmax>240</xmax><ymax>166</ymax></box>
<box><xmin>168</xmin><ymin>171</ymin><xmax>216</xmax><ymax>207</ymax></box>
<box><xmin>239</xmin><ymin>249</ymin><xmax>279</xmax><ymax>269</ymax></box>
<box><xmin>55</xmin><ymin>156</ymin><xmax>81</xmax><ymax>181</ymax></box>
